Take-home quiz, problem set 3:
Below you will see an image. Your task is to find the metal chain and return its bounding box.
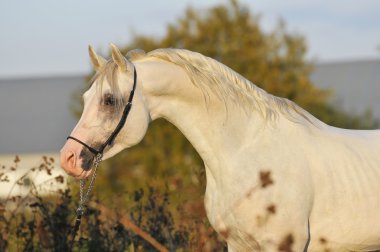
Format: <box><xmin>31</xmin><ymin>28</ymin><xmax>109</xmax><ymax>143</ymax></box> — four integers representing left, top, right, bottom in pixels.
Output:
<box><xmin>70</xmin><ymin>153</ymin><xmax>103</xmax><ymax>251</ymax></box>
<box><xmin>77</xmin><ymin>153</ymin><xmax>103</xmax><ymax>215</ymax></box>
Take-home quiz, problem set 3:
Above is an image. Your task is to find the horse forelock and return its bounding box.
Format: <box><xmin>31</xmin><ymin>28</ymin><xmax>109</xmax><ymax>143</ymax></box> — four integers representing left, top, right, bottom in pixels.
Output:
<box><xmin>90</xmin><ymin>60</ymin><xmax>126</xmax><ymax>113</ymax></box>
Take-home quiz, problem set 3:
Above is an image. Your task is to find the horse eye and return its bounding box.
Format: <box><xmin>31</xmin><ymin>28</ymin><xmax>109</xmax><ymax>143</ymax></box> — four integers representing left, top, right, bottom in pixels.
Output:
<box><xmin>103</xmin><ymin>94</ymin><xmax>116</xmax><ymax>106</ymax></box>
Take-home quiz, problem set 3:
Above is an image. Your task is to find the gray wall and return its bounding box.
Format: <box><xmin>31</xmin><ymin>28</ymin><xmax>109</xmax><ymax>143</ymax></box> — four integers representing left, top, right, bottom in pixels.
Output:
<box><xmin>311</xmin><ymin>59</ymin><xmax>380</xmax><ymax>119</ymax></box>
<box><xmin>0</xmin><ymin>76</ymin><xmax>84</xmax><ymax>153</ymax></box>
<box><xmin>0</xmin><ymin>59</ymin><xmax>379</xmax><ymax>154</ymax></box>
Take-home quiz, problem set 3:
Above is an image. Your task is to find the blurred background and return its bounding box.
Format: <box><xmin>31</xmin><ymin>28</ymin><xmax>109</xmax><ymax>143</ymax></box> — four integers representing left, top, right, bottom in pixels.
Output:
<box><xmin>0</xmin><ymin>0</ymin><xmax>379</xmax><ymax>250</ymax></box>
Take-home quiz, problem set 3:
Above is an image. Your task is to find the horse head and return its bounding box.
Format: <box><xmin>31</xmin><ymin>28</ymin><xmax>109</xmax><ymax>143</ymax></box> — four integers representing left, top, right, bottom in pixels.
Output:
<box><xmin>60</xmin><ymin>44</ymin><xmax>150</xmax><ymax>179</ymax></box>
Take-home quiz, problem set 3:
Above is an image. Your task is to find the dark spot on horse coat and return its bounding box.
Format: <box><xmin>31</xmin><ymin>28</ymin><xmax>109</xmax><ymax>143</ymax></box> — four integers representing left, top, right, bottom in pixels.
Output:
<box><xmin>79</xmin><ymin>142</ymin><xmax>103</xmax><ymax>170</ymax></box>
<box><xmin>259</xmin><ymin>170</ymin><xmax>274</xmax><ymax>188</ymax></box>
<box><xmin>266</xmin><ymin>204</ymin><xmax>276</xmax><ymax>215</ymax></box>
<box><xmin>278</xmin><ymin>233</ymin><xmax>294</xmax><ymax>252</ymax></box>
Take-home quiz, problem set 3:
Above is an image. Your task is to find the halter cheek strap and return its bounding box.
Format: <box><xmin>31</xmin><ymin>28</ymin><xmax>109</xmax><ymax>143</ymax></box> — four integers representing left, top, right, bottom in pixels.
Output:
<box><xmin>67</xmin><ymin>67</ymin><xmax>137</xmax><ymax>157</ymax></box>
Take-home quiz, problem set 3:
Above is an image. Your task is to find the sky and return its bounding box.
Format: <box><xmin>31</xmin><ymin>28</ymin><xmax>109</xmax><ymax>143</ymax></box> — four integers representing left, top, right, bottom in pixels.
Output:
<box><xmin>0</xmin><ymin>0</ymin><xmax>379</xmax><ymax>78</ymax></box>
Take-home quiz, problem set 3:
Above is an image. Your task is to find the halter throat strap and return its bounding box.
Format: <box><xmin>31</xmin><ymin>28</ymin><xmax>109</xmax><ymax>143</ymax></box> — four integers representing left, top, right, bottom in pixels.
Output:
<box><xmin>67</xmin><ymin>67</ymin><xmax>137</xmax><ymax>156</ymax></box>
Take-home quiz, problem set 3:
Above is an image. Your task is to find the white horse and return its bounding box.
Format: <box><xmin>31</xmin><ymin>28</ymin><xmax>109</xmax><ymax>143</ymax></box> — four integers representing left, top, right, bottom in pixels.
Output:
<box><xmin>60</xmin><ymin>44</ymin><xmax>380</xmax><ymax>251</ymax></box>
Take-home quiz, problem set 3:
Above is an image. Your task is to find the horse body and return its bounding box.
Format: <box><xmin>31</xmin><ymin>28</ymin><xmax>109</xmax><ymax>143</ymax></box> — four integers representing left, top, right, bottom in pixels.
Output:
<box><xmin>134</xmin><ymin>55</ymin><xmax>380</xmax><ymax>250</ymax></box>
<box><xmin>61</xmin><ymin>45</ymin><xmax>380</xmax><ymax>251</ymax></box>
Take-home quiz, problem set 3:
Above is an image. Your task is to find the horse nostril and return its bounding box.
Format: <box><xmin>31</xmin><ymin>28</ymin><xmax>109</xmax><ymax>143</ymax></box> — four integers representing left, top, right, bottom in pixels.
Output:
<box><xmin>62</xmin><ymin>151</ymin><xmax>76</xmax><ymax>171</ymax></box>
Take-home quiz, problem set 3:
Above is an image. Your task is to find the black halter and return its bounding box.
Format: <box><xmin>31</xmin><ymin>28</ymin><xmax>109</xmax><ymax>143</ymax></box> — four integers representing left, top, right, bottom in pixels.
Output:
<box><xmin>67</xmin><ymin>67</ymin><xmax>137</xmax><ymax>157</ymax></box>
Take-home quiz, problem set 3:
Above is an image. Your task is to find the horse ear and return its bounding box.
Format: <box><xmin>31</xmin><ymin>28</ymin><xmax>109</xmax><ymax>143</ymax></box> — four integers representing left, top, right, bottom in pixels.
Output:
<box><xmin>88</xmin><ymin>45</ymin><xmax>106</xmax><ymax>71</ymax></box>
<box><xmin>110</xmin><ymin>43</ymin><xmax>127</xmax><ymax>72</ymax></box>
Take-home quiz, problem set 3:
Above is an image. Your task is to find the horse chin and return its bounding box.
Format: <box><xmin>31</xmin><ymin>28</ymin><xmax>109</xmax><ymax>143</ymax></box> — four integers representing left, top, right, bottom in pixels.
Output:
<box><xmin>76</xmin><ymin>167</ymin><xmax>93</xmax><ymax>179</ymax></box>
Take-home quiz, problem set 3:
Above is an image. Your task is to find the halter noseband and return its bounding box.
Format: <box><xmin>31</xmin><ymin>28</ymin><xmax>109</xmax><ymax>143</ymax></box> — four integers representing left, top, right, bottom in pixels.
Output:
<box><xmin>67</xmin><ymin>67</ymin><xmax>137</xmax><ymax>157</ymax></box>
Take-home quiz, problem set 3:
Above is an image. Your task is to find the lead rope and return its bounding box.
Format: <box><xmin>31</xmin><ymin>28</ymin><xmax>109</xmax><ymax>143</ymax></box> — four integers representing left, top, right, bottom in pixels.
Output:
<box><xmin>69</xmin><ymin>153</ymin><xmax>103</xmax><ymax>251</ymax></box>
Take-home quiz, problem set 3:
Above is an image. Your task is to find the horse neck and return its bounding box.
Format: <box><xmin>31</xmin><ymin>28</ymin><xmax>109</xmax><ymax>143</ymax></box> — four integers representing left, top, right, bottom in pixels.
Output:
<box><xmin>136</xmin><ymin>59</ymin><xmax>266</xmax><ymax>170</ymax></box>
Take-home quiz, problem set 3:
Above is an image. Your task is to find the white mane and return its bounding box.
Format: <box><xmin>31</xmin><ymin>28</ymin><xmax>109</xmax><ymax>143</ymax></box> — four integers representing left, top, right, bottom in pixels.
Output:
<box><xmin>142</xmin><ymin>48</ymin><xmax>320</xmax><ymax>127</ymax></box>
